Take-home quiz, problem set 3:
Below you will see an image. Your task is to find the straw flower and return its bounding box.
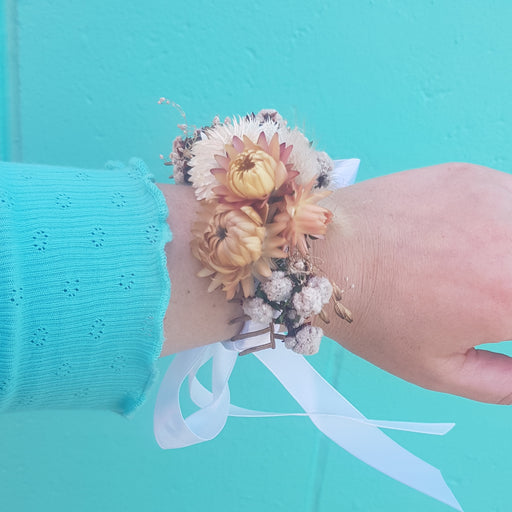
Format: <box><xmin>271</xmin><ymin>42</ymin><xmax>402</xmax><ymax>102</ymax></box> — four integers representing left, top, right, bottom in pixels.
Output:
<box><xmin>191</xmin><ymin>203</ymin><xmax>288</xmax><ymax>299</ymax></box>
<box><xmin>275</xmin><ymin>179</ymin><xmax>333</xmax><ymax>255</ymax></box>
<box><xmin>211</xmin><ymin>132</ymin><xmax>297</xmax><ymax>203</ymax></box>
<box><xmin>224</xmin><ymin>148</ymin><xmax>278</xmax><ymax>199</ymax></box>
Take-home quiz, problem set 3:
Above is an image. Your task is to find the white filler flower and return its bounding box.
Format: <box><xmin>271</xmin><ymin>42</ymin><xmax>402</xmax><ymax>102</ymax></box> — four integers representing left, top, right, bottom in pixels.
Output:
<box><xmin>242</xmin><ymin>297</ymin><xmax>274</xmax><ymax>324</ymax></box>
<box><xmin>261</xmin><ymin>271</ymin><xmax>293</xmax><ymax>302</ymax></box>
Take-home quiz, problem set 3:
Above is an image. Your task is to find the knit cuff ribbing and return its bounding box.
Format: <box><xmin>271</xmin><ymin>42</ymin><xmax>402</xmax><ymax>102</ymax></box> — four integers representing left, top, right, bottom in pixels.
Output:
<box><xmin>0</xmin><ymin>158</ymin><xmax>171</xmax><ymax>416</ymax></box>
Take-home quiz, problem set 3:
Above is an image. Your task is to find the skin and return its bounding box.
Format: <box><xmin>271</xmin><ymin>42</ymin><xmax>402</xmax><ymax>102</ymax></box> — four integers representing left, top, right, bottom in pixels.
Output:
<box><xmin>157</xmin><ymin>162</ymin><xmax>512</xmax><ymax>405</ymax></box>
<box><xmin>157</xmin><ymin>183</ymin><xmax>242</xmax><ymax>354</ymax></box>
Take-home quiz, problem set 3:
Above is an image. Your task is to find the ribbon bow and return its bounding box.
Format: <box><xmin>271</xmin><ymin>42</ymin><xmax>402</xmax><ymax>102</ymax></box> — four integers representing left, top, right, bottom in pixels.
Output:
<box><xmin>154</xmin><ymin>325</ymin><xmax>462</xmax><ymax>511</ymax></box>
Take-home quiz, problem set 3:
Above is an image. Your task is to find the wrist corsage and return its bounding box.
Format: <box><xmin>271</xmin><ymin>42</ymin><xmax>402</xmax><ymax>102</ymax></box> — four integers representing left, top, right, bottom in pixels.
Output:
<box><xmin>162</xmin><ymin>103</ymin><xmax>352</xmax><ymax>355</ymax></box>
<box><xmin>155</xmin><ymin>102</ymin><xmax>461</xmax><ymax>512</ymax></box>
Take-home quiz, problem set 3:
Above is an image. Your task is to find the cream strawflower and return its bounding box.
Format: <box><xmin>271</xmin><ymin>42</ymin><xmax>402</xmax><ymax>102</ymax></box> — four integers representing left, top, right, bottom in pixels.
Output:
<box><xmin>283</xmin><ymin>128</ymin><xmax>324</xmax><ymax>186</ymax></box>
<box><xmin>187</xmin><ymin>111</ymin><xmax>327</xmax><ymax>200</ymax></box>
<box><xmin>189</xmin><ymin>115</ymin><xmax>286</xmax><ymax>200</ymax></box>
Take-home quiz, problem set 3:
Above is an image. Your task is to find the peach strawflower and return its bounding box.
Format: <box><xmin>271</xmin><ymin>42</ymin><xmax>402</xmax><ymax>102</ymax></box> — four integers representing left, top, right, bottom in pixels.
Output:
<box><xmin>191</xmin><ymin>203</ymin><xmax>288</xmax><ymax>299</ymax></box>
<box><xmin>211</xmin><ymin>132</ymin><xmax>298</xmax><ymax>203</ymax></box>
<box><xmin>274</xmin><ymin>179</ymin><xmax>333</xmax><ymax>255</ymax></box>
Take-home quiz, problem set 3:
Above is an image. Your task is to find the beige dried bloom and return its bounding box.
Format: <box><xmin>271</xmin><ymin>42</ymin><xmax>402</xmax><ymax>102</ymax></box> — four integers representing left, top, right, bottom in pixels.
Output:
<box><xmin>191</xmin><ymin>203</ymin><xmax>287</xmax><ymax>299</ymax></box>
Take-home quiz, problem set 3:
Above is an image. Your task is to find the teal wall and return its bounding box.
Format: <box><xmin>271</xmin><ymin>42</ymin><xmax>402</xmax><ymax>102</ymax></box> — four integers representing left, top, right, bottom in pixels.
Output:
<box><xmin>1</xmin><ymin>1</ymin><xmax>511</xmax><ymax>511</ymax></box>
<box><xmin>0</xmin><ymin>0</ymin><xmax>8</xmax><ymax>159</ymax></box>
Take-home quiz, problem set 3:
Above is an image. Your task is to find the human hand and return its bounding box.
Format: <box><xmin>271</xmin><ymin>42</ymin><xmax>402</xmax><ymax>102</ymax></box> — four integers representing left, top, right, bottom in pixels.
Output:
<box><xmin>319</xmin><ymin>162</ymin><xmax>512</xmax><ymax>404</ymax></box>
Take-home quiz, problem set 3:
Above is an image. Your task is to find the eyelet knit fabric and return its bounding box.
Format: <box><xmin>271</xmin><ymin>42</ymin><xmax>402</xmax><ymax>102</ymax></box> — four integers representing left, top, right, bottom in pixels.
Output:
<box><xmin>0</xmin><ymin>158</ymin><xmax>171</xmax><ymax>416</ymax></box>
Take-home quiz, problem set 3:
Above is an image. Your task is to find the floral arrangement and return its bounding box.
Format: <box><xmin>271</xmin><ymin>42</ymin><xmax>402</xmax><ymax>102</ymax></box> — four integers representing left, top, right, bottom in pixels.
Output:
<box><xmin>161</xmin><ymin>102</ymin><xmax>352</xmax><ymax>355</ymax></box>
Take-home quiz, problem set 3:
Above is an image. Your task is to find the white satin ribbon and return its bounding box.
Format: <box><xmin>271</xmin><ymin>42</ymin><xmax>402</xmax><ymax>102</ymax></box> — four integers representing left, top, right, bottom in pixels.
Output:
<box><xmin>154</xmin><ymin>159</ymin><xmax>463</xmax><ymax>511</ymax></box>
<box><xmin>327</xmin><ymin>158</ymin><xmax>360</xmax><ymax>189</ymax></box>
<box><xmin>154</xmin><ymin>324</ymin><xmax>462</xmax><ymax>511</ymax></box>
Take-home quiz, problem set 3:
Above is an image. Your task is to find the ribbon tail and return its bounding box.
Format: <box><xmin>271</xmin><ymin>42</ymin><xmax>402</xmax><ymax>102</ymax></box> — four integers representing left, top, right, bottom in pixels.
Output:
<box><xmin>310</xmin><ymin>414</ymin><xmax>462</xmax><ymax>511</ymax></box>
<box><xmin>254</xmin><ymin>344</ymin><xmax>463</xmax><ymax>512</ymax></box>
<box><xmin>191</xmin><ymin>378</ymin><xmax>455</xmax><ymax>435</ymax></box>
<box><xmin>154</xmin><ymin>343</ymin><xmax>237</xmax><ymax>449</ymax></box>
<box><xmin>227</xmin><ymin>404</ymin><xmax>455</xmax><ymax>435</ymax></box>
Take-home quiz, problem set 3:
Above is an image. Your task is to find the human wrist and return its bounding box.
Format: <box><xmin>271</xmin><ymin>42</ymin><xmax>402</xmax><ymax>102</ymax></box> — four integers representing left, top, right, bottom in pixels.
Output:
<box><xmin>157</xmin><ymin>183</ymin><xmax>241</xmax><ymax>357</ymax></box>
<box><xmin>317</xmin><ymin>183</ymin><xmax>380</xmax><ymax>350</ymax></box>
<box><xmin>158</xmin><ymin>108</ymin><xmax>361</xmax><ymax>356</ymax></box>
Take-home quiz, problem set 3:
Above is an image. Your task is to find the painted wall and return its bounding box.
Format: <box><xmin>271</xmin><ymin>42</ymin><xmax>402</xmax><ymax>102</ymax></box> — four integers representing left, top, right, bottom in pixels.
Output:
<box><xmin>1</xmin><ymin>1</ymin><xmax>511</xmax><ymax>511</ymax></box>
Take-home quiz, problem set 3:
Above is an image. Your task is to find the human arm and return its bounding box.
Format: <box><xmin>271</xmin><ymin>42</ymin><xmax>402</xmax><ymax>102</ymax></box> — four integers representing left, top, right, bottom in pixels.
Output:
<box><xmin>318</xmin><ymin>162</ymin><xmax>512</xmax><ymax>404</ymax></box>
<box><xmin>156</xmin><ymin>183</ymin><xmax>242</xmax><ymax>355</ymax></box>
<box><xmin>0</xmin><ymin>160</ymin><xmax>170</xmax><ymax>414</ymax></box>
<box><xmin>159</xmin><ymin>162</ymin><xmax>512</xmax><ymax>404</ymax></box>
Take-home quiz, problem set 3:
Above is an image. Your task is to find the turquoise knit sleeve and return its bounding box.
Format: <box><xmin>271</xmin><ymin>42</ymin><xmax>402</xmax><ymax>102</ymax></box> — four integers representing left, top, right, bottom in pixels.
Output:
<box><xmin>0</xmin><ymin>158</ymin><xmax>172</xmax><ymax>416</ymax></box>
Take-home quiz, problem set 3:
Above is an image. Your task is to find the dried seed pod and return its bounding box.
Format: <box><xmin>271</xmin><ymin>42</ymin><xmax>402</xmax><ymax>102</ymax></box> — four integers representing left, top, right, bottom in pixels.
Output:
<box><xmin>334</xmin><ymin>301</ymin><xmax>353</xmax><ymax>323</ymax></box>
<box><xmin>332</xmin><ymin>282</ymin><xmax>344</xmax><ymax>301</ymax></box>
<box><xmin>318</xmin><ymin>308</ymin><xmax>330</xmax><ymax>324</ymax></box>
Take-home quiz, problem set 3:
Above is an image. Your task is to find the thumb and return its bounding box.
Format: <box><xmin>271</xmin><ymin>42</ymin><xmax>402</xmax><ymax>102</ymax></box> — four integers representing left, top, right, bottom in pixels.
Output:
<box><xmin>441</xmin><ymin>348</ymin><xmax>512</xmax><ymax>404</ymax></box>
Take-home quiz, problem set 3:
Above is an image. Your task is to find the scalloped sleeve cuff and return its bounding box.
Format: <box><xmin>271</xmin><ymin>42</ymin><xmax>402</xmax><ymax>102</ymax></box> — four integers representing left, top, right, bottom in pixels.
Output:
<box><xmin>0</xmin><ymin>159</ymin><xmax>171</xmax><ymax>416</ymax></box>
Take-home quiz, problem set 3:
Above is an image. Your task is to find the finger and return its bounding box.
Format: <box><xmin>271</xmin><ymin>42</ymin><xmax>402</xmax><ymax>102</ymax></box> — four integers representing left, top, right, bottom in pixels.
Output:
<box><xmin>441</xmin><ymin>348</ymin><xmax>512</xmax><ymax>404</ymax></box>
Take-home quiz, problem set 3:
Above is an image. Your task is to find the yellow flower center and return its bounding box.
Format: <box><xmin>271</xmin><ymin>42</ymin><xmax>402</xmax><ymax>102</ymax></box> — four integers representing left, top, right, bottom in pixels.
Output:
<box><xmin>228</xmin><ymin>149</ymin><xmax>277</xmax><ymax>199</ymax></box>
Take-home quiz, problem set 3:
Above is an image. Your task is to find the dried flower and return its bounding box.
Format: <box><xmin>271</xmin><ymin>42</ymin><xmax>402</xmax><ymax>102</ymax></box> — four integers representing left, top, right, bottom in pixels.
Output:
<box><xmin>191</xmin><ymin>203</ymin><xmax>287</xmax><ymax>299</ymax></box>
<box><xmin>315</xmin><ymin>151</ymin><xmax>333</xmax><ymax>189</ymax></box>
<box><xmin>285</xmin><ymin>325</ymin><xmax>323</xmax><ymax>355</ymax></box>
<box><xmin>292</xmin><ymin>286</ymin><xmax>323</xmax><ymax>318</ymax></box>
<box><xmin>185</xmin><ymin>111</ymin><xmax>325</xmax><ymax>200</ymax></box>
<box><xmin>307</xmin><ymin>276</ymin><xmax>333</xmax><ymax>304</ymax></box>
<box><xmin>261</xmin><ymin>271</ymin><xmax>293</xmax><ymax>302</ymax></box>
<box><xmin>286</xmin><ymin>308</ymin><xmax>305</xmax><ymax>328</ymax></box>
<box><xmin>284</xmin><ymin>128</ymin><xmax>323</xmax><ymax>186</ymax></box>
<box><xmin>284</xmin><ymin>336</ymin><xmax>298</xmax><ymax>351</ymax></box>
<box><xmin>255</xmin><ymin>109</ymin><xmax>285</xmax><ymax>125</ymax></box>
<box><xmin>228</xmin><ymin>149</ymin><xmax>277</xmax><ymax>198</ymax></box>
<box><xmin>275</xmin><ymin>179</ymin><xmax>333</xmax><ymax>255</ymax></box>
<box><xmin>164</xmin><ymin>106</ymin><xmax>350</xmax><ymax>355</ymax></box>
<box><xmin>211</xmin><ymin>133</ymin><xmax>297</xmax><ymax>203</ymax></box>
<box><xmin>243</xmin><ymin>297</ymin><xmax>274</xmax><ymax>324</ymax></box>
<box><xmin>169</xmin><ymin>134</ymin><xmax>200</xmax><ymax>184</ymax></box>
<box><xmin>187</xmin><ymin>116</ymin><xmax>281</xmax><ymax>200</ymax></box>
